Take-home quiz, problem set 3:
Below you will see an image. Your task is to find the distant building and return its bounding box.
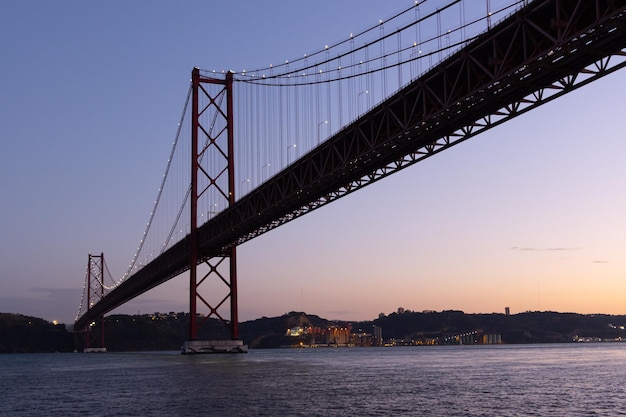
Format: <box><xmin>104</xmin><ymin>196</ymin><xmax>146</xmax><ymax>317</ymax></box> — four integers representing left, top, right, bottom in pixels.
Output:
<box><xmin>351</xmin><ymin>332</ymin><xmax>374</xmax><ymax>347</ymax></box>
<box><xmin>505</xmin><ymin>307</ymin><xmax>510</xmax><ymax>316</ymax></box>
<box><xmin>286</xmin><ymin>327</ymin><xmax>304</xmax><ymax>336</ymax></box>
<box><xmin>397</xmin><ymin>307</ymin><xmax>405</xmax><ymax>314</ymax></box>
<box><xmin>372</xmin><ymin>325</ymin><xmax>383</xmax><ymax>346</ymax></box>
<box><xmin>482</xmin><ymin>334</ymin><xmax>502</xmax><ymax>344</ymax></box>
<box><xmin>326</xmin><ymin>326</ymin><xmax>350</xmax><ymax>345</ymax></box>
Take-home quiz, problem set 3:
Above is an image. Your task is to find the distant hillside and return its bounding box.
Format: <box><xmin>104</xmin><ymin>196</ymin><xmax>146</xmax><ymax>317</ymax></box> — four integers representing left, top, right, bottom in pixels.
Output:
<box><xmin>1</xmin><ymin>310</ymin><xmax>625</xmax><ymax>352</ymax></box>
<box><xmin>358</xmin><ymin>310</ymin><xmax>626</xmax><ymax>344</ymax></box>
<box><xmin>241</xmin><ymin>311</ymin><xmax>335</xmax><ymax>348</ymax></box>
<box><xmin>0</xmin><ymin>313</ymin><xmax>73</xmax><ymax>353</ymax></box>
<box><xmin>103</xmin><ymin>311</ymin><xmax>337</xmax><ymax>350</ymax></box>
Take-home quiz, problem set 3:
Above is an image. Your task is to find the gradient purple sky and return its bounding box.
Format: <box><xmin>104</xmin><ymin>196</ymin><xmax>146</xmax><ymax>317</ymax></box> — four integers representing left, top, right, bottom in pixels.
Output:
<box><xmin>1</xmin><ymin>1</ymin><xmax>625</xmax><ymax>324</ymax></box>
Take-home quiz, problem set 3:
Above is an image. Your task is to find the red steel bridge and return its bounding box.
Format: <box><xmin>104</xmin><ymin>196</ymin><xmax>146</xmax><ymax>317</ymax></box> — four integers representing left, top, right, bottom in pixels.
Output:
<box><xmin>75</xmin><ymin>0</ymin><xmax>626</xmax><ymax>350</ymax></box>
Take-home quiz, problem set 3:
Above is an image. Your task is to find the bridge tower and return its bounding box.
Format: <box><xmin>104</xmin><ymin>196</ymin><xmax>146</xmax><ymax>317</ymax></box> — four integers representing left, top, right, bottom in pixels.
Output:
<box><xmin>182</xmin><ymin>68</ymin><xmax>247</xmax><ymax>353</ymax></box>
<box><xmin>83</xmin><ymin>253</ymin><xmax>107</xmax><ymax>352</ymax></box>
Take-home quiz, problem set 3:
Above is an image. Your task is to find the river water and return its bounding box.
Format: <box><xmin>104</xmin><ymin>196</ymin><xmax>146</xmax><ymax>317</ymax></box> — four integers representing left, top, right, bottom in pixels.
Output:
<box><xmin>1</xmin><ymin>344</ymin><xmax>625</xmax><ymax>416</ymax></box>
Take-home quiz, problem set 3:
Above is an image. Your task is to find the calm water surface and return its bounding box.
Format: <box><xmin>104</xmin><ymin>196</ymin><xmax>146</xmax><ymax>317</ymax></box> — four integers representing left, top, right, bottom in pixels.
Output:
<box><xmin>1</xmin><ymin>344</ymin><xmax>626</xmax><ymax>416</ymax></box>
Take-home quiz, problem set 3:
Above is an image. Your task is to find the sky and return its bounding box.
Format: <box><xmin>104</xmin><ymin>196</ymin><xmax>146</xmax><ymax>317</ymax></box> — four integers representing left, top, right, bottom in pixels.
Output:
<box><xmin>1</xmin><ymin>1</ymin><xmax>625</xmax><ymax>325</ymax></box>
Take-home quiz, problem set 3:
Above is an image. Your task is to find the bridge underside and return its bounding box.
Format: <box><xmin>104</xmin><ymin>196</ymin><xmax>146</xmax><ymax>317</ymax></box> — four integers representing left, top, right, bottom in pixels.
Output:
<box><xmin>76</xmin><ymin>0</ymin><xmax>626</xmax><ymax>331</ymax></box>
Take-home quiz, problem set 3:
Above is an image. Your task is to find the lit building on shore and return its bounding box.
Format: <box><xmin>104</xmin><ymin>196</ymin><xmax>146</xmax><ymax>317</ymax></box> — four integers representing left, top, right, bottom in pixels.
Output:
<box><xmin>372</xmin><ymin>325</ymin><xmax>383</xmax><ymax>346</ymax></box>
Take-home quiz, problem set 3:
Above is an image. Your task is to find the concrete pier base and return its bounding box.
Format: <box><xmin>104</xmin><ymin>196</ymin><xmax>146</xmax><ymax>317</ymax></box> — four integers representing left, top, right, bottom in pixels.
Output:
<box><xmin>181</xmin><ymin>340</ymin><xmax>248</xmax><ymax>354</ymax></box>
<box><xmin>83</xmin><ymin>347</ymin><xmax>107</xmax><ymax>353</ymax></box>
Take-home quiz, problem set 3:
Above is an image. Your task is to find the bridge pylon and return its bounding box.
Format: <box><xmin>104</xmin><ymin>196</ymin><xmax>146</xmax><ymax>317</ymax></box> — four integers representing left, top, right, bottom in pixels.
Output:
<box><xmin>82</xmin><ymin>253</ymin><xmax>107</xmax><ymax>352</ymax></box>
<box><xmin>182</xmin><ymin>67</ymin><xmax>247</xmax><ymax>353</ymax></box>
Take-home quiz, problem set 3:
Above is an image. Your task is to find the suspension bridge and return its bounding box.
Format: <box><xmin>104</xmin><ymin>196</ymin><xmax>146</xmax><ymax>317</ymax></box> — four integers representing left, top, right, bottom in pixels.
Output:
<box><xmin>75</xmin><ymin>0</ymin><xmax>626</xmax><ymax>352</ymax></box>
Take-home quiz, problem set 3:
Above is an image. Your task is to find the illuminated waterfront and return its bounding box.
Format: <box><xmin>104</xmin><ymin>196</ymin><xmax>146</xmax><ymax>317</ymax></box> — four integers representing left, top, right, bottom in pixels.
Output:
<box><xmin>2</xmin><ymin>344</ymin><xmax>625</xmax><ymax>416</ymax></box>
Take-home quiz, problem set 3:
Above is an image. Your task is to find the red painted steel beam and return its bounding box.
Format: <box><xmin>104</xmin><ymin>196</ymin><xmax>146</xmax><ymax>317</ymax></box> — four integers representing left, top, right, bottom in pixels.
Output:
<box><xmin>189</xmin><ymin>68</ymin><xmax>200</xmax><ymax>340</ymax></box>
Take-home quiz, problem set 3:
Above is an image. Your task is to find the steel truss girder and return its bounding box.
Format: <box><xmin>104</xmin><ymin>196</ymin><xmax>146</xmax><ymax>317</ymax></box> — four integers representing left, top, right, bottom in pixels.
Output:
<box><xmin>207</xmin><ymin>0</ymin><xmax>626</xmax><ymax>249</ymax></box>
<box><xmin>75</xmin><ymin>0</ymin><xmax>626</xmax><ymax>331</ymax></box>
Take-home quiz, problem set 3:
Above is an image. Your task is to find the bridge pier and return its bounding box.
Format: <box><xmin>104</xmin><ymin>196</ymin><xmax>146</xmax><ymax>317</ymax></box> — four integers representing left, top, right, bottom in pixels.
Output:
<box><xmin>181</xmin><ymin>339</ymin><xmax>248</xmax><ymax>354</ymax></box>
<box><xmin>82</xmin><ymin>319</ymin><xmax>107</xmax><ymax>353</ymax></box>
<box><xmin>188</xmin><ymin>68</ymin><xmax>247</xmax><ymax>353</ymax></box>
<box><xmin>83</xmin><ymin>254</ymin><xmax>107</xmax><ymax>352</ymax></box>
<box><xmin>83</xmin><ymin>347</ymin><xmax>107</xmax><ymax>353</ymax></box>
